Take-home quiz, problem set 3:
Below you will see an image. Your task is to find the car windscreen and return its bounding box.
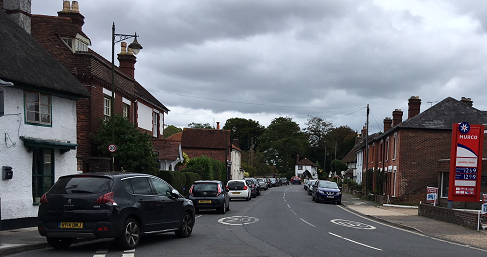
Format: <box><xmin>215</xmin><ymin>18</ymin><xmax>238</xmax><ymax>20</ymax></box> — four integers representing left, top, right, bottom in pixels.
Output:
<box><xmin>227</xmin><ymin>181</ymin><xmax>245</xmax><ymax>190</ymax></box>
<box><xmin>257</xmin><ymin>179</ymin><xmax>264</xmax><ymax>183</ymax></box>
<box><xmin>193</xmin><ymin>183</ymin><xmax>218</xmax><ymax>192</ymax></box>
<box><xmin>318</xmin><ymin>181</ymin><xmax>339</xmax><ymax>189</ymax></box>
<box><xmin>49</xmin><ymin>176</ymin><xmax>113</xmax><ymax>194</ymax></box>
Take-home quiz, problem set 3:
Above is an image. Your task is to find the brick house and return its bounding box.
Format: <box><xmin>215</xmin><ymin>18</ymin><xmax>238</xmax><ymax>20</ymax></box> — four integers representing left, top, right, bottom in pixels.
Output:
<box><xmin>180</xmin><ymin>127</ymin><xmax>243</xmax><ymax>180</ymax></box>
<box><xmin>365</xmin><ymin>96</ymin><xmax>487</xmax><ymax>204</ymax></box>
<box><xmin>0</xmin><ymin>4</ymin><xmax>90</xmax><ymax>228</ymax></box>
<box><xmin>30</xmin><ymin>1</ymin><xmax>169</xmax><ymax>172</ymax></box>
<box><xmin>152</xmin><ymin>139</ymin><xmax>184</xmax><ymax>171</ymax></box>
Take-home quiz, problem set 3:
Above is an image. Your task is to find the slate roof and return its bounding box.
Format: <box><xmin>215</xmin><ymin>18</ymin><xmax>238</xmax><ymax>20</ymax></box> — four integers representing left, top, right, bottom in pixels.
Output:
<box><xmin>296</xmin><ymin>158</ymin><xmax>316</xmax><ymax>167</ymax></box>
<box><xmin>134</xmin><ymin>82</ymin><xmax>169</xmax><ymax>113</ymax></box>
<box><xmin>381</xmin><ymin>97</ymin><xmax>487</xmax><ymax>138</ymax></box>
<box><xmin>342</xmin><ymin>142</ymin><xmax>360</xmax><ymax>163</ymax></box>
<box><xmin>152</xmin><ymin>139</ymin><xmax>181</xmax><ymax>160</ymax></box>
<box><xmin>0</xmin><ymin>10</ymin><xmax>89</xmax><ymax>98</ymax></box>
<box><xmin>181</xmin><ymin>128</ymin><xmax>230</xmax><ymax>149</ymax></box>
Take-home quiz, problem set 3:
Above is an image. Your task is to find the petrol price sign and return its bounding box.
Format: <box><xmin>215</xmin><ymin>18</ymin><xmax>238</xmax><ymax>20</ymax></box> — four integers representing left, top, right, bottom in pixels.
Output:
<box><xmin>448</xmin><ymin>122</ymin><xmax>484</xmax><ymax>202</ymax></box>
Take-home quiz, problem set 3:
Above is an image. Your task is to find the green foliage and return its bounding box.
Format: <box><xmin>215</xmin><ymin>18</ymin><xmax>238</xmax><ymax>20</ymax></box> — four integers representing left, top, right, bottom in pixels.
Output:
<box><xmin>163</xmin><ymin>125</ymin><xmax>182</xmax><ymax>138</ymax></box>
<box><xmin>376</xmin><ymin>169</ymin><xmax>385</xmax><ymax>195</ymax></box>
<box><xmin>331</xmin><ymin>159</ymin><xmax>348</xmax><ymax>173</ymax></box>
<box><xmin>259</xmin><ymin>117</ymin><xmax>309</xmax><ymax>174</ymax></box>
<box><xmin>92</xmin><ymin>114</ymin><xmax>158</xmax><ymax>174</ymax></box>
<box><xmin>155</xmin><ymin>170</ymin><xmax>200</xmax><ymax>197</ymax></box>
<box><xmin>242</xmin><ymin>163</ymin><xmax>257</xmax><ymax>177</ymax></box>
<box><xmin>187</xmin><ymin>122</ymin><xmax>213</xmax><ymax>129</ymax></box>
<box><xmin>223</xmin><ymin>118</ymin><xmax>265</xmax><ymax>151</ymax></box>
<box><xmin>182</xmin><ymin>156</ymin><xmax>227</xmax><ymax>183</ymax></box>
<box><xmin>365</xmin><ymin>169</ymin><xmax>374</xmax><ymax>193</ymax></box>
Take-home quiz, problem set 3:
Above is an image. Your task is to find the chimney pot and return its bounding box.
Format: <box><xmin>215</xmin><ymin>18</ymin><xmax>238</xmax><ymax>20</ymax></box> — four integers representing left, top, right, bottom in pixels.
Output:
<box><xmin>216</xmin><ymin>122</ymin><xmax>220</xmax><ymax>130</ymax></box>
<box><xmin>71</xmin><ymin>1</ymin><xmax>79</xmax><ymax>13</ymax></box>
<box><xmin>392</xmin><ymin>109</ymin><xmax>403</xmax><ymax>127</ymax></box>
<box><xmin>62</xmin><ymin>1</ymin><xmax>71</xmax><ymax>12</ymax></box>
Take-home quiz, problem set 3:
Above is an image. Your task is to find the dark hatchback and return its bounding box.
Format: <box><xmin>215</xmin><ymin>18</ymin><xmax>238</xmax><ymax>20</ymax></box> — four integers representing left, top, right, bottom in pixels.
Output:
<box><xmin>38</xmin><ymin>172</ymin><xmax>195</xmax><ymax>250</ymax></box>
<box><xmin>189</xmin><ymin>180</ymin><xmax>229</xmax><ymax>214</ymax></box>
<box><xmin>311</xmin><ymin>180</ymin><xmax>342</xmax><ymax>204</ymax></box>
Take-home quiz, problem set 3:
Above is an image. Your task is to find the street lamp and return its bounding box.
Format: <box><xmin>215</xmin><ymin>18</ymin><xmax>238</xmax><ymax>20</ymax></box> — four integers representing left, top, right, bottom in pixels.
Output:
<box><xmin>110</xmin><ymin>22</ymin><xmax>143</xmax><ymax>171</ymax></box>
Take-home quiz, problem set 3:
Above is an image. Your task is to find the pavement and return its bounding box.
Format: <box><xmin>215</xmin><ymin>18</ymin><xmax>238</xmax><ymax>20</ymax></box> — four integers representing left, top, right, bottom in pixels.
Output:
<box><xmin>1</xmin><ymin>193</ymin><xmax>487</xmax><ymax>256</ymax></box>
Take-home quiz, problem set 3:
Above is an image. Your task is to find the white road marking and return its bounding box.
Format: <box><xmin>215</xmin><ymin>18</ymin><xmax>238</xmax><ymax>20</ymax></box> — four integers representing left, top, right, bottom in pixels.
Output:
<box><xmin>93</xmin><ymin>249</ymin><xmax>108</xmax><ymax>257</ymax></box>
<box><xmin>195</xmin><ymin>215</ymin><xmax>202</xmax><ymax>219</ymax></box>
<box><xmin>300</xmin><ymin>218</ymin><xmax>316</xmax><ymax>227</ymax></box>
<box><xmin>329</xmin><ymin>232</ymin><xmax>382</xmax><ymax>251</ymax></box>
<box><xmin>291</xmin><ymin>210</ymin><xmax>297</xmax><ymax>215</ymax></box>
<box><xmin>122</xmin><ymin>249</ymin><xmax>135</xmax><ymax>257</ymax></box>
<box><xmin>287</xmin><ymin>204</ymin><xmax>291</xmax><ymax>208</ymax></box>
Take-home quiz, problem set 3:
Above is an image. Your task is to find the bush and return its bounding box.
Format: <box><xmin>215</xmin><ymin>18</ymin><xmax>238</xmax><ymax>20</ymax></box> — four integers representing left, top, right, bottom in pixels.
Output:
<box><xmin>182</xmin><ymin>155</ymin><xmax>227</xmax><ymax>183</ymax></box>
<box><xmin>156</xmin><ymin>170</ymin><xmax>201</xmax><ymax>197</ymax></box>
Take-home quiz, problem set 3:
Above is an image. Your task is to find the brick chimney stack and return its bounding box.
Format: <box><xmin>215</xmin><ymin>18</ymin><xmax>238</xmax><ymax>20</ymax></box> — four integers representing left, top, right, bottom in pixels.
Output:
<box><xmin>3</xmin><ymin>0</ymin><xmax>32</xmax><ymax>34</ymax></box>
<box><xmin>216</xmin><ymin>122</ymin><xmax>220</xmax><ymax>130</ymax></box>
<box><xmin>383</xmin><ymin>117</ymin><xmax>392</xmax><ymax>132</ymax></box>
<box><xmin>57</xmin><ymin>1</ymin><xmax>85</xmax><ymax>31</ymax></box>
<box><xmin>361</xmin><ymin>126</ymin><xmax>367</xmax><ymax>139</ymax></box>
<box><xmin>408</xmin><ymin>96</ymin><xmax>421</xmax><ymax>119</ymax></box>
<box><xmin>392</xmin><ymin>109</ymin><xmax>403</xmax><ymax>127</ymax></box>
<box><xmin>117</xmin><ymin>42</ymin><xmax>137</xmax><ymax>78</ymax></box>
<box><xmin>460</xmin><ymin>97</ymin><xmax>473</xmax><ymax>107</ymax></box>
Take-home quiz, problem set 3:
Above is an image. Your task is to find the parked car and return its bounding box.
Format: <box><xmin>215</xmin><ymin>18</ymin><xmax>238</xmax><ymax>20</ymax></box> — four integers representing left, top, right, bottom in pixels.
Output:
<box><xmin>257</xmin><ymin>178</ymin><xmax>268</xmax><ymax>190</ymax></box>
<box><xmin>279</xmin><ymin>177</ymin><xmax>289</xmax><ymax>185</ymax></box>
<box><xmin>189</xmin><ymin>180</ymin><xmax>229</xmax><ymax>214</ymax></box>
<box><xmin>269</xmin><ymin>178</ymin><xmax>279</xmax><ymax>187</ymax></box>
<box><xmin>290</xmin><ymin>176</ymin><xmax>301</xmax><ymax>185</ymax></box>
<box><xmin>37</xmin><ymin>172</ymin><xmax>195</xmax><ymax>250</ymax></box>
<box><xmin>306</xmin><ymin>179</ymin><xmax>317</xmax><ymax>195</ymax></box>
<box><xmin>311</xmin><ymin>180</ymin><xmax>342</xmax><ymax>204</ymax></box>
<box><xmin>226</xmin><ymin>180</ymin><xmax>251</xmax><ymax>201</ymax></box>
<box><xmin>264</xmin><ymin>178</ymin><xmax>272</xmax><ymax>188</ymax></box>
<box><xmin>245</xmin><ymin>178</ymin><xmax>260</xmax><ymax>197</ymax></box>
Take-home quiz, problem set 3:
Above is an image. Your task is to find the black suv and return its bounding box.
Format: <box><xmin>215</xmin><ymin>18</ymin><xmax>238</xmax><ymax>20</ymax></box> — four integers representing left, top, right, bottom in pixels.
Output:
<box><xmin>38</xmin><ymin>172</ymin><xmax>195</xmax><ymax>250</ymax></box>
<box><xmin>189</xmin><ymin>180</ymin><xmax>230</xmax><ymax>214</ymax></box>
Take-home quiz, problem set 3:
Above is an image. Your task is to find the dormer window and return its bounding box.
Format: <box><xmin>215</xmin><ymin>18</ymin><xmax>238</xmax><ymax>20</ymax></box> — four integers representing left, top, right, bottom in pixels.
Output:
<box><xmin>61</xmin><ymin>33</ymin><xmax>90</xmax><ymax>53</ymax></box>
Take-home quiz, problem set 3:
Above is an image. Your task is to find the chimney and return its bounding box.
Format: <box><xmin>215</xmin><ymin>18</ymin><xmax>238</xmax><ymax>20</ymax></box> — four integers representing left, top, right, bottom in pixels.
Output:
<box><xmin>392</xmin><ymin>109</ymin><xmax>403</xmax><ymax>127</ymax></box>
<box><xmin>296</xmin><ymin>154</ymin><xmax>300</xmax><ymax>162</ymax></box>
<box><xmin>383</xmin><ymin>117</ymin><xmax>392</xmax><ymax>132</ymax></box>
<box><xmin>408</xmin><ymin>96</ymin><xmax>421</xmax><ymax>119</ymax></box>
<box><xmin>3</xmin><ymin>0</ymin><xmax>32</xmax><ymax>34</ymax></box>
<box><xmin>117</xmin><ymin>42</ymin><xmax>137</xmax><ymax>78</ymax></box>
<box><xmin>216</xmin><ymin>122</ymin><xmax>220</xmax><ymax>130</ymax></box>
<box><xmin>361</xmin><ymin>126</ymin><xmax>367</xmax><ymax>139</ymax></box>
<box><xmin>57</xmin><ymin>1</ymin><xmax>85</xmax><ymax>31</ymax></box>
<box><xmin>460</xmin><ymin>97</ymin><xmax>473</xmax><ymax>107</ymax></box>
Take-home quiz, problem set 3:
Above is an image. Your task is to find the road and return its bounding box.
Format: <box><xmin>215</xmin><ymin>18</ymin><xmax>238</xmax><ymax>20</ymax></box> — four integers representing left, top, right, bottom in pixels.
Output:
<box><xmin>9</xmin><ymin>185</ymin><xmax>487</xmax><ymax>256</ymax></box>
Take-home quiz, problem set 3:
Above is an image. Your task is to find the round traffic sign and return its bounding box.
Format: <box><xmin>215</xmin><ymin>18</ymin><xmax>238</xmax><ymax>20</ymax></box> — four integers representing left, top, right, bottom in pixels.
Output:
<box><xmin>108</xmin><ymin>144</ymin><xmax>117</xmax><ymax>153</ymax></box>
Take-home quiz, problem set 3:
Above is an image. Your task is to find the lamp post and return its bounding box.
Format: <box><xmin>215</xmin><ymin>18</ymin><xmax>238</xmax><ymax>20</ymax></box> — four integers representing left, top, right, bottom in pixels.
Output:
<box><xmin>110</xmin><ymin>22</ymin><xmax>143</xmax><ymax>171</ymax></box>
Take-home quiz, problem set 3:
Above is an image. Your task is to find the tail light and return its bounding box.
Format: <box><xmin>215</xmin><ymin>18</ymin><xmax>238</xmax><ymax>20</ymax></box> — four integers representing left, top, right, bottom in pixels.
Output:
<box><xmin>94</xmin><ymin>192</ymin><xmax>117</xmax><ymax>205</ymax></box>
<box><xmin>243</xmin><ymin>186</ymin><xmax>248</xmax><ymax>190</ymax></box>
<box><xmin>189</xmin><ymin>185</ymin><xmax>194</xmax><ymax>196</ymax></box>
<box><xmin>216</xmin><ymin>185</ymin><xmax>222</xmax><ymax>196</ymax></box>
<box><xmin>40</xmin><ymin>193</ymin><xmax>48</xmax><ymax>204</ymax></box>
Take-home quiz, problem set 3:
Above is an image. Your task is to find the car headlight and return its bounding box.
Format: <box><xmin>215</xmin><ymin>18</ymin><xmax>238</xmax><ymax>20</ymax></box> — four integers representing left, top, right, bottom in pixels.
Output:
<box><xmin>318</xmin><ymin>190</ymin><xmax>325</xmax><ymax>194</ymax></box>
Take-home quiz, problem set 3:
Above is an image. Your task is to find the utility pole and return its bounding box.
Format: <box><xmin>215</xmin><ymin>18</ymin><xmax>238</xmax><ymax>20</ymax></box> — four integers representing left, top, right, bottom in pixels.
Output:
<box><xmin>365</xmin><ymin>104</ymin><xmax>369</xmax><ymax>196</ymax></box>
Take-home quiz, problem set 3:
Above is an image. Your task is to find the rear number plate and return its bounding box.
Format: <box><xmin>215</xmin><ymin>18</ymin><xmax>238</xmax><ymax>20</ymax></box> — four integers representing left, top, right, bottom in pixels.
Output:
<box><xmin>327</xmin><ymin>196</ymin><xmax>334</xmax><ymax>198</ymax></box>
<box><xmin>232</xmin><ymin>192</ymin><xmax>241</xmax><ymax>194</ymax></box>
<box><xmin>199</xmin><ymin>200</ymin><xmax>212</xmax><ymax>203</ymax></box>
<box><xmin>59</xmin><ymin>222</ymin><xmax>83</xmax><ymax>229</ymax></box>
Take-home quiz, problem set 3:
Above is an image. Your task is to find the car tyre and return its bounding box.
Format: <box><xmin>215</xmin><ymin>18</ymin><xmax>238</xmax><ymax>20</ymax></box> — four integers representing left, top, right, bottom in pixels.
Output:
<box><xmin>175</xmin><ymin>212</ymin><xmax>194</xmax><ymax>238</ymax></box>
<box><xmin>116</xmin><ymin>218</ymin><xmax>140</xmax><ymax>250</ymax></box>
<box><xmin>47</xmin><ymin>237</ymin><xmax>74</xmax><ymax>249</ymax></box>
<box><xmin>220</xmin><ymin>202</ymin><xmax>226</xmax><ymax>214</ymax></box>
<box><xmin>226</xmin><ymin>203</ymin><xmax>230</xmax><ymax>211</ymax></box>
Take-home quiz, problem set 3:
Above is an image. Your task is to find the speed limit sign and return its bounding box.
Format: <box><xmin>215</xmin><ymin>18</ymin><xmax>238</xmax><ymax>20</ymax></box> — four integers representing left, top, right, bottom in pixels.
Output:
<box><xmin>108</xmin><ymin>144</ymin><xmax>117</xmax><ymax>153</ymax></box>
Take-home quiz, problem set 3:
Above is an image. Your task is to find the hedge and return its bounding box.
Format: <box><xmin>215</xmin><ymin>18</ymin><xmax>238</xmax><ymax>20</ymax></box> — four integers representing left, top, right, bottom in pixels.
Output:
<box><xmin>155</xmin><ymin>170</ymin><xmax>200</xmax><ymax>197</ymax></box>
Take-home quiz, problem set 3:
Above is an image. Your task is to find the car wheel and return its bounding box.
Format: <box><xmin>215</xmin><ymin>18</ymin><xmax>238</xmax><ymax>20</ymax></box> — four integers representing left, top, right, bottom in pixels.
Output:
<box><xmin>220</xmin><ymin>202</ymin><xmax>226</xmax><ymax>214</ymax></box>
<box><xmin>116</xmin><ymin>218</ymin><xmax>140</xmax><ymax>250</ymax></box>
<box><xmin>312</xmin><ymin>194</ymin><xmax>315</xmax><ymax>201</ymax></box>
<box><xmin>314</xmin><ymin>196</ymin><xmax>319</xmax><ymax>203</ymax></box>
<box><xmin>175</xmin><ymin>212</ymin><xmax>194</xmax><ymax>238</ymax></box>
<box><xmin>47</xmin><ymin>237</ymin><xmax>74</xmax><ymax>249</ymax></box>
<box><xmin>226</xmin><ymin>203</ymin><xmax>230</xmax><ymax>211</ymax></box>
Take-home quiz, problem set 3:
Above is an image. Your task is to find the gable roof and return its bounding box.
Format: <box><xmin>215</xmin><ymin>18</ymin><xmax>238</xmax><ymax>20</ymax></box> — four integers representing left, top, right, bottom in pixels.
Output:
<box><xmin>134</xmin><ymin>82</ymin><xmax>169</xmax><ymax>113</ymax></box>
<box><xmin>0</xmin><ymin>10</ymin><xmax>89</xmax><ymax>99</ymax></box>
<box><xmin>381</xmin><ymin>97</ymin><xmax>487</xmax><ymax>138</ymax></box>
<box><xmin>166</xmin><ymin>132</ymin><xmax>183</xmax><ymax>142</ymax></box>
<box><xmin>296</xmin><ymin>158</ymin><xmax>316</xmax><ymax>167</ymax></box>
<box><xmin>152</xmin><ymin>139</ymin><xmax>181</xmax><ymax>160</ymax></box>
<box><xmin>342</xmin><ymin>142</ymin><xmax>360</xmax><ymax>163</ymax></box>
<box><xmin>181</xmin><ymin>128</ymin><xmax>230</xmax><ymax>149</ymax></box>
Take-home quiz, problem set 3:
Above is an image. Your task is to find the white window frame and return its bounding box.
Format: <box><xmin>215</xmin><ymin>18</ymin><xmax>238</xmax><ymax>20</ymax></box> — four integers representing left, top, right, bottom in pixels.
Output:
<box><xmin>25</xmin><ymin>91</ymin><xmax>51</xmax><ymax>125</ymax></box>
<box><xmin>393</xmin><ymin>132</ymin><xmax>397</xmax><ymax>160</ymax></box>
<box><xmin>104</xmin><ymin>96</ymin><xmax>111</xmax><ymax>122</ymax></box>
<box><xmin>385</xmin><ymin>137</ymin><xmax>390</xmax><ymax>162</ymax></box>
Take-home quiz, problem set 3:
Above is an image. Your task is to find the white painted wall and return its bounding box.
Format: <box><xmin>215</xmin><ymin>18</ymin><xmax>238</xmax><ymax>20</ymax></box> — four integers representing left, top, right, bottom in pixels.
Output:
<box><xmin>295</xmin><ymin>165</ymin><xmax>318</xmax><ymax>179</ymax></box>
<box><xmin>137</xmin><ymin>102</ymin><xmax>152</xmax><ymax>131</ymax></box>
<box><xmin>355</xmin><ymin>150</ymin><xmax>363</xmax><ymax>185</ymax></box>
<box><xmin>231</xmin><ymin>149</ymin><xmax>242</xmax><ymax>180</ymax></box>
<box><xmin>0</xmin><ymin>87</ymin><xmax>78</xmax><ymax>220</ymax></box>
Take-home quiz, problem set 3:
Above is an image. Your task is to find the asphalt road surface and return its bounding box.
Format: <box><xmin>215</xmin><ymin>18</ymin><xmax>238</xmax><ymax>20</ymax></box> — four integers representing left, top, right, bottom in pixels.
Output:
<box><xmin>9</xmin><ymin>185</ymin><xmax>487</xmax><ymax>256</ymax></box>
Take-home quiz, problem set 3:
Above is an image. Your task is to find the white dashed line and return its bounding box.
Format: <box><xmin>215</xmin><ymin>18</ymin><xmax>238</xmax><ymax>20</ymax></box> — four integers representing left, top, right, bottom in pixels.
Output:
<box><xmin>300</xmin><ymin>218</ymin><xmax>316</xmax><ymax>227</ymax></box>
<box><xmin>328</xmin><ymin>232</ymin><xmax>382</xmax><ymax>251</ymax></box>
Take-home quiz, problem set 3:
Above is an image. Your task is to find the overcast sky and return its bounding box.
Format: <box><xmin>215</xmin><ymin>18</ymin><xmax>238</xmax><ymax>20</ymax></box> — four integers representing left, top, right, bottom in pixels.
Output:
<box><xmin>31</xmin><ymin>0</ymin><xmax>487</xmax><ymax>134</ymax></box>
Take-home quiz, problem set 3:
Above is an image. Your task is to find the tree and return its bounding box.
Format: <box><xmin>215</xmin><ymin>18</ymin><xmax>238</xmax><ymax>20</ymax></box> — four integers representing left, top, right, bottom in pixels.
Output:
<box><xmin>326</xmin><ymin>126</ymin><xmax>357</xmax><ymax>160</ymax></box>
<box><xmin>258</xmin><ymin>117</ymin><xmax>309</xmax><ymax>174</ymax></box>
<box><xmin>223</xmin><ymin>117</ymin><xmax>265</xmax><ymax>151</ymax></box>
<box><xmin>331</xmin><ymin>159</ymin><xmax>347</xmax><ymax>174</ymax></box>
<box><xmin>303</xmin><ymin>116</ymin><xmax>333</xmax><ymax>173</ymax></box>
<box><xmin>164</xmin><ymin>125</ymin><xmax>182</xmax><ymax>138</ymax></box>
<box><xmin>92</xmin><ymin>114</ymin><xmax>158</xmax><ymax>174</ymax></box>
<box><xmin>187</xmin><ymin>122</ymin><xmax>213</xmax><ymax>129</ymax></box>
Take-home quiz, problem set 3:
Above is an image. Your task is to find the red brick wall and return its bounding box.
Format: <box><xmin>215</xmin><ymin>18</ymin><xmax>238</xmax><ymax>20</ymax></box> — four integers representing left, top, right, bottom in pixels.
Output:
<box><xmin>419</xmin><ymin>204</ymin><xmax>480</xmax><ymax>230</ymax></box>
<box><xmin>396</xmin><ymin>129</ymin><xmax>452</xmax><ymax>203</ymax></box>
